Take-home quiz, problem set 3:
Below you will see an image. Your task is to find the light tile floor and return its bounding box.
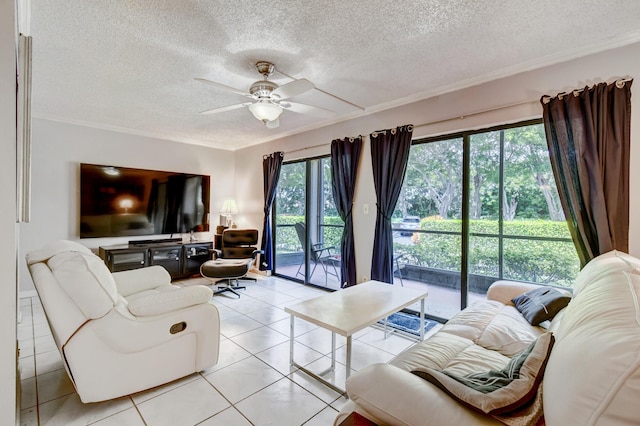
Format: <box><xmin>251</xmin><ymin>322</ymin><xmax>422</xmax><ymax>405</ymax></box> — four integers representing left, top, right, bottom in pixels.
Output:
<box><xmin>18</xmin><ymin>274</ymin><xmax>442</xmax><ymax>426</ymax></box>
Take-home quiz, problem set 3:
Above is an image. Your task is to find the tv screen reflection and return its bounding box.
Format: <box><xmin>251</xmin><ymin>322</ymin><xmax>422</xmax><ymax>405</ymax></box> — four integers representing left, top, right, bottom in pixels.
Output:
<box><xmin>80</xmin><ymin>163</ymin><xmax>210</xmax><ymax>238</ymax></box>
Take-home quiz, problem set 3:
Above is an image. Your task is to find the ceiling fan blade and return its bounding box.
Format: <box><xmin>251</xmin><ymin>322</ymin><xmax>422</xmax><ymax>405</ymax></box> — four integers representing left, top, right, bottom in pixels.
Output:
<box><xmin>266</xmin><ymin>118</ymin><xmax>280</xmax><ymax>129</ymax></box>
<box><xmin>194</xmin><ymin>78</ymin><xmax>252</xmax><ymax>98</ymax></box>
<box><xmin>281</xmin><ymin>101</ymin><xmax>335</xmax><ymax>118</ymax></box>
<box><xmin>200</xmin><ymin>102</ymin><xmax>251</xmax><ymax>115</ymax></box>
<box><xmin>272</xmin><ymin>78</ymin><xmax>314</xmax><ymax>99</ymax></box>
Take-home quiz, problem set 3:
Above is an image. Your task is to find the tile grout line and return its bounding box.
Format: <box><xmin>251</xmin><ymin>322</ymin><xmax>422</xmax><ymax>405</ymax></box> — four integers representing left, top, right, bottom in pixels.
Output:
<box><xmin>196</xmin><ymin>370</ymin><xmax>256</xmax><ymax>426</ymax></box>
<box><xmin>26</xmin><ymin>276</ymin><xmax>415</xmax><ymax>425</ymax></box>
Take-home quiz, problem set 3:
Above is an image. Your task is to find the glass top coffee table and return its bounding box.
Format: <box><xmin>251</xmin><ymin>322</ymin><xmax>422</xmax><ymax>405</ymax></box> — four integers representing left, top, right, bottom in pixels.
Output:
<box><xmin>284</xmin><ymin>280</ymin><xmax>428</xmax><ymax>394</ymax></box>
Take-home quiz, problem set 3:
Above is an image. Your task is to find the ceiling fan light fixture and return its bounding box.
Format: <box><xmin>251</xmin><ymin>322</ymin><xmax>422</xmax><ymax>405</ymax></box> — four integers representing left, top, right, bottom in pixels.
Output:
<box><xmin>248</xmin><ymin>101</ymin><xmax>283</xmax><ymax>123</ymax></box>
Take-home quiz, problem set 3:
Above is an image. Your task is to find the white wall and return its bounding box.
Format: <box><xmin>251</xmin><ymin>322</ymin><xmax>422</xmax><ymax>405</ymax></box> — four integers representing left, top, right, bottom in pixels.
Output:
<box><xmin>1</xmin><ymin>0</ymin><xmax>18</xmax><ymax>423</ymax></box>
<box><xmin>18</xmin><ymin>118</ymin><xmax>236</xmax><ymax>294</ymax></box>
<box><xmin>234</xmin><ymin>42</ymin><xmax>640</xmax><ymax>283</ymax></box>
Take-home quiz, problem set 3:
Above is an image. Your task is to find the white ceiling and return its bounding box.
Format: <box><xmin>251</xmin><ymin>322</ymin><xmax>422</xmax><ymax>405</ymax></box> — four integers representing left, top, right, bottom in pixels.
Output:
<box><xmin>29</xmin><ymin>1</ymin><xmax>640</xmax><ymax>151</ymax></box>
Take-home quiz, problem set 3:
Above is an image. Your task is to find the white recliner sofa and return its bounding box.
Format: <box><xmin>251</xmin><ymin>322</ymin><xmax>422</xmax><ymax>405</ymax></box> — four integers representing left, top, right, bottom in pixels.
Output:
<box><xmin>336</xmin><ymin>250</ymin><xmax>640</xmax><ymax>425</ymax></box>
<box><xmin>26</xmin><ymin>240</ymin><xmax>220</xmax><ymax>403</ymax></box>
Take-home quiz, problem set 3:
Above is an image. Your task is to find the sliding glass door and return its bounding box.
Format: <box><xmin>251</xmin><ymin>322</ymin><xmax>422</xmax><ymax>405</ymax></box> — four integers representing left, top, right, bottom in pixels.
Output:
<box><xmin>393</xmin><ymin>136</ymin><xmax>464</xmax><ymax>318</ymax></box>
<box><xmin>393</xmin><ymin>120</ymin><xmax>580</xmax><ymax>321</ymax></box>
<box><xmin>274</xmin><ymin>156</ymin><xmax>343</xmax><ymax>289</ymax></box>
<box><xmin>273</xmin><ymin>161</ymin><xmax>306</xmax><ymax>283</ymax></box>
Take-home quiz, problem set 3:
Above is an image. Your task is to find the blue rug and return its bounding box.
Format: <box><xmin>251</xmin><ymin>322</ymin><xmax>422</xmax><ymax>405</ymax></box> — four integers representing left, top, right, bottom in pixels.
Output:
<box><xmin>377</xmin><ymin>311</ymin><xmax>439</xmax><ymax>337</ymax></box>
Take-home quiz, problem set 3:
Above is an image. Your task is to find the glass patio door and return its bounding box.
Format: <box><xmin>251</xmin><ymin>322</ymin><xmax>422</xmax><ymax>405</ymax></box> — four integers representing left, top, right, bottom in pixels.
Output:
<box><xmin>393</xmin><ymin>136</ymin><xmax>464</xmax><ymax>319</ymax></box>
<box><xmin>273</xmin><ymin>157</ymin><xmax>343</xmax><ymax>289</ymax></box>
<box><xmin>393</xmin><ymin>120</ymin><xmax>579</xmax><ymax>322</ymax></box>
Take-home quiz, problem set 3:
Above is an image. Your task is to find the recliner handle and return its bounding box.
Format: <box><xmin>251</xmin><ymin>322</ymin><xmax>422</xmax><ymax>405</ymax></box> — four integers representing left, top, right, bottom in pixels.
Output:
<box><xmin>169</xmin><ymin>322</ymin><xmax>187</xmax><ymax>334</ymax></box>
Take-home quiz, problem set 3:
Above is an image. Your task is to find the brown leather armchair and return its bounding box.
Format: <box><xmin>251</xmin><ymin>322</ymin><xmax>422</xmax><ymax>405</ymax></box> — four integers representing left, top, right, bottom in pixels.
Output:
<box><xmin>200</xmin><ymin>229</ymin><xmax>262</xmax><ymax>297</ymax></box>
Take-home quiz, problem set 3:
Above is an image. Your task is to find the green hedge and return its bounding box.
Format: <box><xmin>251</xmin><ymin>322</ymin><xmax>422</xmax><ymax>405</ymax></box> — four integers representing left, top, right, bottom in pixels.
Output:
<box><xmin>275</xmin><ymin>216</ymin><xmax>580</xmax><ymax>287</ymax></box>
<box><xmin>410</xmin><ymin>218</ymin><xmax>573</xmax><ymax>238</ymax></box>
<box><xmin>395</xmin><ymin>218</ymin><xmax>579</xmax><ymax>287</ymax></box>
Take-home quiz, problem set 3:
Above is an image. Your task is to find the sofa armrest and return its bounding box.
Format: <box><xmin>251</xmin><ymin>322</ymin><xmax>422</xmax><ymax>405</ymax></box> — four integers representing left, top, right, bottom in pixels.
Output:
<box><xmin>486</xmin><ymin>280</ymin><xmax>545</xmax><ymax>305</ymax></box>
<box><xmin>345</xmin><ymin>363</ymin><xmax>499</xmax><ymax>426</ymax></box>
<box><xmin>112</xmin><ymin>266</ymin><xmax>172</xmax><ymax>297</ymax></box>
<box><xmin>126</xmin><ymin>285</ymin><xmax>213</xmax><ymax>317</ymax></box>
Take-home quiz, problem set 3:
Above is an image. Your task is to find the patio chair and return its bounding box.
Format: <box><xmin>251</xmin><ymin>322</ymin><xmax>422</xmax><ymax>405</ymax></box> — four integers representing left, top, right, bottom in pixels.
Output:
<box><xmin>294</xmin><ymin>222</ymin><xmax>340</xmax><ymax>286</ymax></box>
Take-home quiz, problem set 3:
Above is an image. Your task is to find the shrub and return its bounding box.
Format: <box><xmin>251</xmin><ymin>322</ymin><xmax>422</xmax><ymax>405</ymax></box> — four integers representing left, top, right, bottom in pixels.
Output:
<box><xmin>394</xmin><ymin>218</ymin><xmax>579</xmax><ymax>287</ymax></box>
<box><xmin>276</xmin><ymin>216</ymin><xmax>580</xmax><ymax>287</ymax></box>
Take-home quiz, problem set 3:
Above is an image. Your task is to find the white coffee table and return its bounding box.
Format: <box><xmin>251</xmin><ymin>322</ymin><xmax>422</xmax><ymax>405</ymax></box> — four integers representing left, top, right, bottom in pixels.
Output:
<box><xmin>284</xmin><ymin>280</ymin><xmax>428</xmax><ymax>393</ymax></box>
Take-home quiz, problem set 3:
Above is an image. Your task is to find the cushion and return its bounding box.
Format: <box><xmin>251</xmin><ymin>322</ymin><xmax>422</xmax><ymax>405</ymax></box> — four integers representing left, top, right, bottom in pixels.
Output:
<box><xmin>112</xmin><ymin>265</ymin><xmax>172</xmax><ymax>297</ymax></box>
<box><xmin>572</xmin><ymin>250</ymin><xmax>640</xmax><ymax>296</ymax></box>
<box><xmin>391</xmin><ymin>330</ymin><xmax>511</xmax><ymax>375</ymax></box>
<box><xmin>411</xmin><ymin>332</ymin><xmax>554</xmax><ymax>415</ymax></box>
<box><xmin>440</xmin><ymin>300</ymin><xmax>544</xmax><ymax>357</ymax></box>
<box><xmin>26</xmin><ymin>239</ymin><xmax>93</xmax><ymax>265</ymax></box>
<box><xmin>543</xmin><ymin>270</ymin><xmax>640</xmax><ymax>425</ymax></box>
<box><xmin>47</xmin><ymin>251</ymin><xmax>119</xmax><ymax>319</ymax></box>
<box><xmin>126</xmin><ymin>285</ymin><xmax>213</xmax><ymax>317</ymax></box>
<box><xmin>511</xmin><ymin>287</ymin><xmax>571</xmax><ymax>326</ymax></box>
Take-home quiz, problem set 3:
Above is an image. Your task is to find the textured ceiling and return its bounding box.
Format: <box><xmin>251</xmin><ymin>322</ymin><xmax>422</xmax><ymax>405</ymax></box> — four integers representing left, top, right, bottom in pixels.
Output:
<box><xmin>30</xmin><ymin>1</ymin><xmax>640</xmax><ymax>150</ymax></box>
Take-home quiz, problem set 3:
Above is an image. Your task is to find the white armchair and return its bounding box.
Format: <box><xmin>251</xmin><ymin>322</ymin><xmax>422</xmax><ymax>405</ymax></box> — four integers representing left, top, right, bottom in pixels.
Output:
<box><xmin>26</xmin><ymin>240</ymin><xmax>220</xmax><ymax>403</ymax></box>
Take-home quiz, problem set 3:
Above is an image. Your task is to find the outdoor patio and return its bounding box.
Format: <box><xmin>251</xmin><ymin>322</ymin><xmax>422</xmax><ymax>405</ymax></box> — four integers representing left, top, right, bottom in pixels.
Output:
<box><xmin>274</xmin><ymin>263</ymin><xmax>486</xmax><ymax>320</ymax></box>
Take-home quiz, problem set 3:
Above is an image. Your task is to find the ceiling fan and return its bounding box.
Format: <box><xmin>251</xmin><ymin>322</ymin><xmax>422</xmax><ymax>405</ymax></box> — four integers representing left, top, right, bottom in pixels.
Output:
<box><xmin>196</xmin><ymin>61</ymin><xmax>335</xmax><ymax>129</ymax></box>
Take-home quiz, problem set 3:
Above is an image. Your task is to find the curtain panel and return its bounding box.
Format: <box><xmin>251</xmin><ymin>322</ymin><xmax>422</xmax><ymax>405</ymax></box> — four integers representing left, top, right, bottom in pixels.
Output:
<box><xmin>260</xmin><ymin>152</ymin><xmax>284</xmax><ymax>270</ymax></box>
<box><xmin>541</xmin><ymin>79</ymin><xmax>632</xmax><ymax>267</ymax></box>
<box><xmin>370</xmin><ymin>125</ymin><xmax>413</xmax><ymax>283</ymax></box>
<box><xmin>331</xmin><ymin>136</ymin><xmax>363</xmax><ymax>288</ymax></box>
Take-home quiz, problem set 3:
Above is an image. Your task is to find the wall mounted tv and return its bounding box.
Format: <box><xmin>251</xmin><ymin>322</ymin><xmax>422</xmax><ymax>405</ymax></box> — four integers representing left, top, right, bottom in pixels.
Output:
<box><xmin>80</xmin><ymin>163</ymin><xmax>210</xmax><ymax>238</ymax></box>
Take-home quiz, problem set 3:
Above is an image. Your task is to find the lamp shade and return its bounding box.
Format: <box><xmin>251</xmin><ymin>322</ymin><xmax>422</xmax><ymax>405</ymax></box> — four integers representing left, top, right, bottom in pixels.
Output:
<box><xmin>119</xmin><ymin>198</ymin><xmax>133</xmax><ymax>210</ymax></box>
<box><xmin>220</xmin><ymin>199</ymin><xmax>238</xmax><ymax>215</ymax></box>
<box><xmin>248</xmin><ymin>101</ymin><xmax>283</xmax><ymax>123</ymax></box>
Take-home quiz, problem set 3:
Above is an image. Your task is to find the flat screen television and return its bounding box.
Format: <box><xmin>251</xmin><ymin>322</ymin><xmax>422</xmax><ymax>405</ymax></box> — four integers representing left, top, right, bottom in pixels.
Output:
<box><xmin>80</xmin><ymin>163</ymin><xmax>210</xmax><ymax>238</ymax></box>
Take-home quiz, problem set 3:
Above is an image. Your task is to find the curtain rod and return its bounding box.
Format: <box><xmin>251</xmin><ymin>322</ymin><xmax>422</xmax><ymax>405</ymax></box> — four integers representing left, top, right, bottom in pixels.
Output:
<box><xmin>413</xmin><ymin>99</ymin><xmax>539</xmax><ymax>130</ymax></box>
<box><xmin>263</xmin><ymin>152</ymin><xmax>284</xmax><ymax>160</ymax></box>
<box><xmin>284</xmin><ymin>77</ymin><xmax>633</xmax><ymax>155</ymax></box>
<box><xmin>284</xmin><ymin>143</ymin><xmax>327</xmax><ymax>155</ymax></box>
<box><xmin>284</xmin><ymin>137</ymin><xmax>364</xmax><ymax>156</ymax></box>
<box><xmin>541</xmin><ymin>77</ymin><xmax>633</xmax><ymax>104</ymax></box>
<box><xmin>284</xmin><ymin>98</ymin><xmax>539</xmax><ymax>156</ymax></box>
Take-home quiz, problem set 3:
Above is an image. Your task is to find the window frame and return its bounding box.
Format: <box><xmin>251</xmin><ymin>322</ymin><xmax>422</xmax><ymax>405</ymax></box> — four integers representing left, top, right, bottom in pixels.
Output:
<box><xmin>398</xmin><ymin>118</ymin><xmax>575</xmax><ymax>314</ymax></box>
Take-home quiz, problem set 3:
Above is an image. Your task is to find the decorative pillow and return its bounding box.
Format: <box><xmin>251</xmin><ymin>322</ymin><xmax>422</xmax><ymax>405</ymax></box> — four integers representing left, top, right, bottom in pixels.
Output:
<box><xmin>511</xmin><ymin>286</ymin><xmax>571</xmax><ymax>325</ymax></box>
<box><xmin>411</xmin><ymin>332</ymin><xmax>554</xmax><ymax>415</ymax></box>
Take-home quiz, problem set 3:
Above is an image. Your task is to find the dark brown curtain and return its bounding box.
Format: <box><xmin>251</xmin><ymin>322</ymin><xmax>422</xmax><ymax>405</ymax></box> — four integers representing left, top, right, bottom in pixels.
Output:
<box><xmin>260</xmin><ymin>152</ymin><xmax>284</xmax><ymax>270</ymax></box>
<box><xmin>331</xmin><ymin>136</ymin><xmax>363</xmax><ymax>288</ymax></box>
<box><xmin>541</xmin><ymin>80</ymin><xmax>632</xmax><ymax>267</ymax></box>
<box><xmin>370</xmin><ymin>125</ymin><xmax>413</xmax><ymax>283</ymax></box>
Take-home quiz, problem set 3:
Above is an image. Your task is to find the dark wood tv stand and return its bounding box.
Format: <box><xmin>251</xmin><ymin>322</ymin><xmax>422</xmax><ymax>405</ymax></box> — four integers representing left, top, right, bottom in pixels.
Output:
<box><xmin>99</xmin><ymin>240</ymin><xmax>213</xmax><ymax>279</ymax></box>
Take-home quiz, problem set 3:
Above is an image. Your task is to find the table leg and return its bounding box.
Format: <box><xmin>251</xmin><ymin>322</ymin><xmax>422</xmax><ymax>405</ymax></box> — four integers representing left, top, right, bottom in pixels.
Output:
<box><xmin>289</xmin><ymin>314</ymin><xmax>295</xmax><ymax>366</ymax></box>
<box><xmin>384</xmin><ymin>316</ymin><xmax>389</xmax><ymax>339</ymax></box>
<box><xmin>420</xmin><ymin>298</ymin><xmax>425</xmax><ymax>341</ymax></box>
<box><xmin>346</xmin><ymin>335</ymin><xmax>352</xmax><ymax>379</ymax></box>
<box><xmin>331</xmin><ymin>331</ymin><xmax>336</xmax><ymax>371</ymax></box>
<box><xmin>288</xmin><ymin>316</ymin><xmax>347</xmax><ymax>395</ymax></box>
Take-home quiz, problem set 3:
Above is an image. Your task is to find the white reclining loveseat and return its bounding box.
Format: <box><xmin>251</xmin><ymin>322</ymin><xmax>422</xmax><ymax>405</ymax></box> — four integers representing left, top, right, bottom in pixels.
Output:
<box><xmin>26</xmin><ymin>240</ymin><xmax>220</xmax><ymax>403</ymax></box>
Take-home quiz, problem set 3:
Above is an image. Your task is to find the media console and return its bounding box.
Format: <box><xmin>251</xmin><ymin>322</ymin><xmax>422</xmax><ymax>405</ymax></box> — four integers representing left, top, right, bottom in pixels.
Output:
<box><xmin>99</xmin><ymin>240</ymin><xmax>213</xmax><ymax>279</ymax></box>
